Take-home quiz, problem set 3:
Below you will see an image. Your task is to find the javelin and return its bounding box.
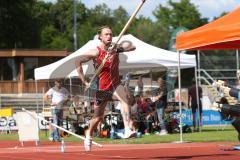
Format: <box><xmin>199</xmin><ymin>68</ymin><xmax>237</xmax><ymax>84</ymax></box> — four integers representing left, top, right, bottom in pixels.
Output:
<box><xmin>22</xmin><ymin>108</ymin><xmax>103</xmax><ymax>148</ymax></box>
<box><xmin>88</xmin><ymin>0</ymin><xmax>146</xmax><ymax>87</ymax></box>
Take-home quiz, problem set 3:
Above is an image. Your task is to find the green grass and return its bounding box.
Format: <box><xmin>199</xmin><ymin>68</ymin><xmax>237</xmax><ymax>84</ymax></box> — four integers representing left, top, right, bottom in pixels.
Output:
<box><xmin>0</xmin><ymin>125</ymin><xmax>238</xmax><ymax>144</ymax></box>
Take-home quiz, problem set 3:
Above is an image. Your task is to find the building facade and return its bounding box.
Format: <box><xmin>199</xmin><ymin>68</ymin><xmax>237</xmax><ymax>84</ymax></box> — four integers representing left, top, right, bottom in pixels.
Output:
<box><xmin>0</xmin><ymin>49</ymin><xmax>68</xmax><ymax>94</ymax></box>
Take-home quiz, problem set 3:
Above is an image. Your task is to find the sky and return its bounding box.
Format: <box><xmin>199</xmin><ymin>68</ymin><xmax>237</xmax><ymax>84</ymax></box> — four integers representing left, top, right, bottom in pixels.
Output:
<box><xmin>44</xmin><ymin>0</ymin><xmax>240</xmax><ymax>21</ymax></box>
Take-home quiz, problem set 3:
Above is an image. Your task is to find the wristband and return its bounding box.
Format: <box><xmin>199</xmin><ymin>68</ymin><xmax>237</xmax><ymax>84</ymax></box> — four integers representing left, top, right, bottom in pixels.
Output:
<box><xmin>116</xmin><ymin>47</ymin><xmax>124</xmax><ymax>53</ymax></box>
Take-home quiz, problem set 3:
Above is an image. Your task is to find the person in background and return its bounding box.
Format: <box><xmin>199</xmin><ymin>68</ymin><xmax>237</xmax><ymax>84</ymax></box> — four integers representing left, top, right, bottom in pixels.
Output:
<box><xmin>144</xmin><ymin>97</ymin><xmax>155</xmax><ymax>135</ymax></box>
<box><xmin>69</xmin><ymin>95</ymin><xmax>84</xmax><ymax>134</ymax></box>
<box><xmin>136</xmin><ymin>76</ymin><xmax>144</xmax><ymax>96</ymax></box>
<box><xmin>44</xmin><ymin>79</ymin><xmax>70</xmax><ymax>142</ymax></box>
<box><xmin>124</xmin><ymin>73</ymin><xmax>131</xmax><ymax>89</ymax></box>
<box><xmin>188</xmin><ymin>78</ymin><xmax>203</xmax><ymax>132</ymax></box>
<box><xmin>133</xmin><ymin>94</ymin><xmax>145</xmax><ymax>134</ymax></box>
<box><xmin>155</xmin><ymin>77</ymin><xmax>168</xmax><ymax>136</ymax></box>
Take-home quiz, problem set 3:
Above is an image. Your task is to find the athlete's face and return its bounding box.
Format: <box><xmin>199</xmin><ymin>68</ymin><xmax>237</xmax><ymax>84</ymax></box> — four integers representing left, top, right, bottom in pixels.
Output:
<box><xmin>99</xmin><ymin>28</ymin><xmax>113</xmax><ymax>46</ymax></box>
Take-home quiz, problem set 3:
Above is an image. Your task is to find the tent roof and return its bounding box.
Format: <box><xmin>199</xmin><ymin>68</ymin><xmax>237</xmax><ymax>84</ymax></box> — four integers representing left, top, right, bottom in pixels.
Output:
<box><xmin>35</xmin><ymin>34</ymin><xmax>196</xmax><ymax>80</ymax></box>
<box><xmin>176</xmin><ymin>7</ymin><xmax>240</xmax><ymax>51</ymax></box>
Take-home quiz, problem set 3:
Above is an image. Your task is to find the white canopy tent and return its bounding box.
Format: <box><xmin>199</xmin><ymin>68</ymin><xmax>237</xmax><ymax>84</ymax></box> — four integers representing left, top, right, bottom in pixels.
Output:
<box><xmin>34</xmin><ymin>34</ymin><xmax>196</xmax><ymax>80</ymax></box>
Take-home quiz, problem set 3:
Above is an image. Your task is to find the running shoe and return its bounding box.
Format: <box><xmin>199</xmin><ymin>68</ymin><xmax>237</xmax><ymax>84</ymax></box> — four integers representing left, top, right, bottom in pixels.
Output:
<box><xmin>123</xmin><ymin>129</ymin><xmax>136</xmax><ymax>139</ymax></box>
<box><xmin>84</xmin><ymin>137</ymin><xmax>92</xmax><ymax>151</ymax></box>
<box><xmin>158</xmin><ymin>129</ymin><xmax>168</xmax><ymax>136</ymax></box>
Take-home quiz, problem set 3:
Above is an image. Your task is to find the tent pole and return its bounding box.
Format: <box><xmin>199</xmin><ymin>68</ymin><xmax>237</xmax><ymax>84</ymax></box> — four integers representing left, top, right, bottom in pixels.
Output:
<box><xmin>35</xmin><ymin>80</ymin><xmax>40</xmax><ymax>136</ymax></box>
<box><xmin>236</xmin><ymin>50</ymin><xmax>239</xmax><ymax>78</ymax></box>
<box><xmin>177</xmin><ymin>51</ymin><xmax>183</xmax><ymax>142</ymax></box>
<box><xmin>0</xmin><ymin>88</ymin><xmax>1</xmax><ymax>109</ymax></box>
<box><xmin>42</xmin><ymin>87</ymin><xmax>45</xmax><ymax>109</ymax></box>
<box><xmin>197</xmin><ymin>50</ymin><xmax>201</xmax><ymax>86</ymax></box>
<box><xmin>70</xmin><ymin>77</ymin><xmax>73</xmax><ymax>97</ymax></box>
<box><xmin>196</xmin><ymin>50</ymin><xmax>202</xmax><ymax>132</ymax></box>
<box><xmin>195</xmin><ymin>66</ymin><xmax>201</xmax><ymax>132</ymax></box>
<box><xmin>150</xmin><ymin>69</ymin><xmax>152</xmax><ymax>96</ymax></box>
<box><xmin>42</xmin><ymin>87</ymin><xmax>47</xmax><ymax>137</ymax></box>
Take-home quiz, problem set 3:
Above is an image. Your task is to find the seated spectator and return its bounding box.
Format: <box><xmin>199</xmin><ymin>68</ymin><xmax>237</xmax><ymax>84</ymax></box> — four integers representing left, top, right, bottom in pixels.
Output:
<box><xmin>144</xmin><ymin>98</ymin><xmax>156</xmax><ymax>135</ymax></box>
<box><xmin>133</xmin><ymin>95</ymin><xmax>144</xmax><ymax>134</ymax></box>
<box><xmin>69</xmin><ymin>95</ymin><xmax>85</xmax><ymax>134</ymax></box>
<box><xmin>135</xmin><ymin>95</ymin><xmax>154</xmax><ymax>135</ymax></box>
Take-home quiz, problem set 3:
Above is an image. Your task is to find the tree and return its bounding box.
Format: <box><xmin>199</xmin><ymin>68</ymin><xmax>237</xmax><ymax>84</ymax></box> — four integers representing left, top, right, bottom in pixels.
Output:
<box><xmin>0</xmin><ymin>0</ymin><xmax>40</xmax><ymax>48</ymax></box>
<box><xmin>154</xmin><ymin>0</ymin><xmax>208</xmax><ymax>30</ymax></box>
<box><xmin>77</xmin><ymin>4</ymin><xmax>129</xmax><ymax>47</ymax></box>
<box><xmin>39</xmin><ymin>0</ymin><xmax>88</xmax><ymax>50</ymax></box>
<box><xmin>87</xmin><ymin>3</ymin><xmax>113</xmax><ymax>27</ymax></box>
<box><xmin>213</xmin><ymin>11</ymin><xmax>227</xmax><ymax>20</ymax></box>
<box><xmin>129</xmin><ymin>16</ymin><xmax>156</xmax><ymax>44</ymax></box>
<box><xmin>152</xmin><ymin>0</ymin><xmax>208</xmax><ymax>49</ymax></box>
<box><xmin>111</xmin><ymin>6</ymin><xmax>129</xmax><ymax>34</ymax></box>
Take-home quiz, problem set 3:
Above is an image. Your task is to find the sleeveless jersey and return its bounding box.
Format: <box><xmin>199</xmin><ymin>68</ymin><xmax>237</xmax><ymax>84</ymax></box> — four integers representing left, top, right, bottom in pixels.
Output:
<box><xmin>94</xmin><ymin>46</ymin><xmax>120</xmax><ymax>91</ymax></box>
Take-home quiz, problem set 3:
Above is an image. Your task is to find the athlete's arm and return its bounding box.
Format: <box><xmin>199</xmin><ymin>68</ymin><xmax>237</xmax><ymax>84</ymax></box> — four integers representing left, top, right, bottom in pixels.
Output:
<box><xmin>123</xmin><ymin>44</ymin><xmax>136</xmax><ymax>52</ymax></box>
<box><xmin>116</xmin><ymin>41</ymin><xmax>136</xmax><ymax>53</ymax></box>
<box><xmin>75</xmin><ymin>49</ymin><xmax>99</xmax><ymax>86</ymax></box>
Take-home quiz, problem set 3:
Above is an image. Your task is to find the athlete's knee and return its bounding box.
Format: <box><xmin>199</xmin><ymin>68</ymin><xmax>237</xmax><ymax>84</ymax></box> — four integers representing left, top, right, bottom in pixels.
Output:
<box><xmin>92</xmin><ymin>115</ymin><xmax>103</xmax><ymax>123</ymax></box>
<box><xmin>127</xmin><ymin>94</ymin><xmax>135</xmax><ymax>106</ymax></box>
<box><xmin>121</xmin><ymin>95</ymin><xmax>135</xmax><ymax>106</ymax></box>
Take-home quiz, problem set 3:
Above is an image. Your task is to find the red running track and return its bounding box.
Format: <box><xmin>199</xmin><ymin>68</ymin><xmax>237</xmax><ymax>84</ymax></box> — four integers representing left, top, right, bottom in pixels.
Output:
<box><xmin>0</xmin><ymin>141</ymin><xmax>239</xmax><ymax>160</ymax></box>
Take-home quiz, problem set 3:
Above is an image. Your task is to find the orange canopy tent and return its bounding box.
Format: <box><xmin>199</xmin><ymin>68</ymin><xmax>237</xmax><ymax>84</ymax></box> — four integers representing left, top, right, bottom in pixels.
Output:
<box><xmin>175</xmin><ymin>7</ymin><xmax>240</xmax><ymax>137</ymax></box>
<box><xmin>176</xmin><ymin>7</ymin><xmax>240</xmax><ymax>51</ymax></box>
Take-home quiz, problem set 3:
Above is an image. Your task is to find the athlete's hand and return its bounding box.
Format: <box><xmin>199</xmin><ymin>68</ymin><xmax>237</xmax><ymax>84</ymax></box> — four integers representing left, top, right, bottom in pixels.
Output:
<box><xmin>107</xmin><ymin>43</ymin><xmax>118</xmax><ymax>54</ymax></box>
<box><xmin>84</xmin><ymin>81</ymin><xmax>90</xmax><ymax>91</ymax></box>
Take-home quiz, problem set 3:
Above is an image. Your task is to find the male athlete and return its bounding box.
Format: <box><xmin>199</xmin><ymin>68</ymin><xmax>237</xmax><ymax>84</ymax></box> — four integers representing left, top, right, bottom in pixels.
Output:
<box><xmin>75</xmin><ymin>25</ymin><xmax>136</xmax><ymax>151</ymax></box>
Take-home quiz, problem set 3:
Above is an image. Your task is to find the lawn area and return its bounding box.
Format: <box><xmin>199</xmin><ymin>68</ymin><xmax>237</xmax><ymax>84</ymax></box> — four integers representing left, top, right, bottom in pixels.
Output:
<box><xmin>0</xmin><ymin>125</ymin><xmax>238</xmax><ymax>144</ymax></box>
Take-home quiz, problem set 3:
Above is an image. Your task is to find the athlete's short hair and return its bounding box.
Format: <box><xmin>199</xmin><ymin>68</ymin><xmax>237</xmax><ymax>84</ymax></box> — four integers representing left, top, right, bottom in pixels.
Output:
<box><xmin>97</xmin><ymin>25</ymin><xmax>112</xmax><ymax>40</ymax></box>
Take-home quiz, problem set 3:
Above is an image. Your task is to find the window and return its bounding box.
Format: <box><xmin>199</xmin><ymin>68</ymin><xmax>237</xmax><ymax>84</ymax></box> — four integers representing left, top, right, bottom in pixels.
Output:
<box><xmin>0</xmin><ymin>58</ymin><xmax>17</xmax><ymax>80</ymax></box>
<box><xmin>24</xmin><ymin>58</ymin><xmax>38</xmax><ymax>80</ymax></box>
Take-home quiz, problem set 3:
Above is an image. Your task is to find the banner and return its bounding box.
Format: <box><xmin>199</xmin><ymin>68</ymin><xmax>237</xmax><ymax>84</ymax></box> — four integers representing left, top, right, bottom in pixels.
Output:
<box><xmin>0</xmin><ymin>110</ymin><xmax>231</xmax><ymax>131</ymax></box>
<box><xmin>0</xmin><ymin>113</ymin><xmax>50</xmax><ymax>131</ymax></box>
<box><xmin>181</xmin><ymin>110</ymin><xmax>231</xmax><ymax>126</ymax></box>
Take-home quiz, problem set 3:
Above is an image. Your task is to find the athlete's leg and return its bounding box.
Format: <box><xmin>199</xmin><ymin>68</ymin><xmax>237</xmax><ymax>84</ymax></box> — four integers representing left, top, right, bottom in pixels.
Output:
<box><xmin>192</xmin><ymin>111</ymin><xmax>196</xmax><ymax>131</ymax></box>
<box><xmin>85</xmin><ymin>101</ymin><xmax>107</xmax><ymax>137</ymax></box>
<box><xmin>84</xmin><ymin>101</ymin><xmax>107</xmax><ymax>151</ymax></box>
<box><xmin>113</xmin><ymin>85</ymin><xmax>136</xmax><ymax>138</ymax></box>
<box><xmin>113</xmin><ymin>85</ymin><xmax>131</xmax><ymax>128</ymax></box>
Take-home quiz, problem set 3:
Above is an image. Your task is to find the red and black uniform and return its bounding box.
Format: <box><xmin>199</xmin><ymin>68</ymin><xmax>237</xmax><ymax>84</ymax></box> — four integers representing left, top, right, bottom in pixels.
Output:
<box><xmin>93</xmin><ymin>46</ymin><xmax>121</xmax><ymax>104</ymax></box>
<box><xmin>94</xmin><ymin>46</ymin><xmax>120</xmax><ymax>91</ymax></box>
